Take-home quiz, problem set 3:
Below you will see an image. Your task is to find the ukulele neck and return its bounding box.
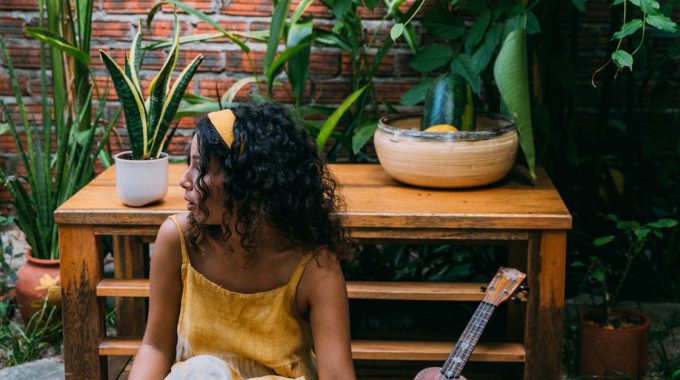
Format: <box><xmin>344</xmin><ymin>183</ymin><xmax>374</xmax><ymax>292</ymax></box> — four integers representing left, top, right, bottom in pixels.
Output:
<box><xmin>440</xmin><ymin>301</ymin><xmax>495</xmax><ymax>379</ymax></box>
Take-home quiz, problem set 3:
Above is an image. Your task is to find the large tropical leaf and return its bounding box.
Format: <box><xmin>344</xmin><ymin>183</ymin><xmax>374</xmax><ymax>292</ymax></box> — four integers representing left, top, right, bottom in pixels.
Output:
<box><xmin>316</xmin><ymin>86</ymin><xmax>367</xmax><ymax>152</ymax></box>
<box><xmin>100</xmin><ymin>51</ymin><xmax>148</xmax><ymax>159</ymax></box>
<box><xmin>493</xmin><ymin>28</ymin><xmax>536</xmax><ymax>180</ymax></box>
<box><xmin>24</xmin><ymin>27</ymin><xmax>90</xmax><ymax>65</ymax></box>
<box><xmin>266</xmin><ymin>41</ymin><xmax>313</xmax><ymax>94</ymax></box>
<box><xmin>150</xmin><ymin>55</ymin><xmax>204</xmax><ymax>157</ymax></box>
<box><xmin>287</xmin><ymin>17</ymin><xmax>314</xmax><ymax>104</ymax></box>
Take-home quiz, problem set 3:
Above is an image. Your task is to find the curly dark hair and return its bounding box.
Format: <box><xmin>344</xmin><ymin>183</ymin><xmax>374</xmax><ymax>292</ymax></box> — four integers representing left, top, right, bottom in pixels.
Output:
<box><xmin>187</xmin><ymin>102</ymin><xmax>352</xmax><ymax>261</ymax></box>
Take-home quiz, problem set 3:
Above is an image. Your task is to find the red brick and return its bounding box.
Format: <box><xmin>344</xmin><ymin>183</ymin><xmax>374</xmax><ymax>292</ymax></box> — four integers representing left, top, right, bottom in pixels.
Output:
<box><xmin>312</xmin><ymin>80</ymin><xmax>352</xmax><ymax>104</ymax></box>
<box><xmin>91</xmin><ymin>19</ymin><xmax>133</xmax><ymax>40</ymax></box>
<box><xmin>0</xmin><ymin>16</ymin><xmax>27</xmax><ymax>38</ymax></box>
<box><xmin>192</xmin><ymin>20</ymin><xmax>248</xmax><ymax>43</ymax></box>
<box><xmin>3</xmin><ymin>45</ymin><xmax>41</xmax><ymax>69</ymax></box>
<box><xmin>145</xmin><ymin>19</ymin><xmax>191</xmax><ymax>40</ymax></box>
<box><xmin>222</xmin><ymin>0</ymin><xmax>328</xmax><ymax>17</ymax></box>
<box><xmin>341</xmin><ymin>51</ymin><xmax>394</xmax><ymax>77</ymax></box>
<box><xmin>197</xmin><ymin>77</ymin><xmax>251</xmax><ymax>101</ymax></box>
<box><xmin>374</xmin><ymin>80</ymin><xmax>420</xmax><ymax>103</ymax></box>
<box><xmin>0</xmin><ymin>73</ymin><xmax>30</xmax><ymax>96</ymax></box>
<box><xmin>225</xmin><ymin>50</ymin><xmax>265</xmax><ymax>73</ymax></box>
<box><xmin>102</xmin><ymin>0</ymin><xmax>216</xmax><ymax>14</ymax></box>
<box><xmin>0</xmin><ymin>0</ymin><xmax>39</xmax><ymax>10</ymax></box>
<box><xmin>178</xmin><ymin>49</ymin><xmax>223</xmax><ymax>73</ymax></box>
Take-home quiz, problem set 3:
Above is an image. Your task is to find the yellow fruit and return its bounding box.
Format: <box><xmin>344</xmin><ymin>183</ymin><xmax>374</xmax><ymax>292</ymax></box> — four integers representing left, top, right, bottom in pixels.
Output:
<box><xmin>424</xmin><ymin>124</ymin><xmax>458</xmax><ymax>132</ymax></box>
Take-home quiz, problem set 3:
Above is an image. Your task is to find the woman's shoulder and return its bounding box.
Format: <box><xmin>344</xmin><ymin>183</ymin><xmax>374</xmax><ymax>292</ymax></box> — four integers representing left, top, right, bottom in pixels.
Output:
<box><xmin>155</xmin><ymin>212</ymin><xmax>191</xmax><ymax>255</ymax></box>
<box><xmin>301</xmin><ymin>247</ymin><xmax>343</xmax><ymax>286</ymax></box>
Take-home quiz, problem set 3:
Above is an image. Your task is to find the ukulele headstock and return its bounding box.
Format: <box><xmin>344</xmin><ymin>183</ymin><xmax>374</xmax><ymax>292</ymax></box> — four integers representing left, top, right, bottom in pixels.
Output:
<box><xmin>482</xmin><ymin>267</ymin><xmax>526</xmax><ymax>306</ymax></box>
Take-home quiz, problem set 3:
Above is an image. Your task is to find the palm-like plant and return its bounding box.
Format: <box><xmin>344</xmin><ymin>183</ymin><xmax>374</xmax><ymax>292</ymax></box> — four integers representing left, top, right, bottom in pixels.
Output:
<box><xmin>99</xmin><ymin>11</ymin><xmax>203</xmax><ymax>160</ymax></box>
<box><xmin>0</xmin><ymin>0</ymin><xmax>119</xmax><ymax>260</ymax></box>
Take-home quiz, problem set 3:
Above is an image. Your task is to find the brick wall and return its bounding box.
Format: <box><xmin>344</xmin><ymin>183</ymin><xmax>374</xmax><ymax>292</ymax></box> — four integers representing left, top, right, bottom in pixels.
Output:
<box><xmin>1</xmin><ymin>0</ymin><xmax>678</xmax><ymax>211</ymax></box>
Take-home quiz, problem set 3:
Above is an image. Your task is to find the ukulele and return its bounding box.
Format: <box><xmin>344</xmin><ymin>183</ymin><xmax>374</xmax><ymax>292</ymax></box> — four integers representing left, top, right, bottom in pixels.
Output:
<box><xmin>414</xmin><ymin>267</ymin><xmax>527</xmax><ymax>380</ymax></box>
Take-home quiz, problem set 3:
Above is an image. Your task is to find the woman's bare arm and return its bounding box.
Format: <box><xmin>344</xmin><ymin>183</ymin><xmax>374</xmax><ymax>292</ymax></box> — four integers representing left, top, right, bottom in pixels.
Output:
<box><xmin>128</xmin><ymin>217</ymin><xmax>184</xmax><ymax>380</ymax></box>
<box><xmin>301</xmin><ymin>251</ymin><xmax>356</xmax><ymax>380</ymax></box>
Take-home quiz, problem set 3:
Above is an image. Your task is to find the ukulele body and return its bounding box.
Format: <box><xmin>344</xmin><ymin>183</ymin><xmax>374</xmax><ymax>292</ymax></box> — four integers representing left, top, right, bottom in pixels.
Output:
<box><xmin>414</xmin><ymin>367</ymin><xmax>467</xmax><ymax>380</ymax></box>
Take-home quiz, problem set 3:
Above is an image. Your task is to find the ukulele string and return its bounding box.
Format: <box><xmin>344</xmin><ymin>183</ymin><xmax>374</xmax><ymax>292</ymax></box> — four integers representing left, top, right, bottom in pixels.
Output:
<box><xmin>439</xmin><ymin>284</ymin><xmax>509</xmax><ymax>380</ymax></box>
<box><xmin>438</xmin><ymin>301</ymin><xmax>496</xmax><ymax>379</ymax></box>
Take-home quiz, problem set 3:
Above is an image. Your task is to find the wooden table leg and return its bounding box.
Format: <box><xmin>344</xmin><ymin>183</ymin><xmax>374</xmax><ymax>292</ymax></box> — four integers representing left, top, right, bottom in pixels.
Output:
<box><xmin>59</xmin><ymin>225</ymin><xmax>107</xmax><ymax>380</ymax></box>
<box><xmin>113</xmin><ymin>236</ymin><xmax>147</xmax><ymax>337</ymax></box>
<box><xmin>507</xmin><ymin>241</ymin><xmax>527</xmax><ymax>342</ymax></box>
<box><xmin>524</xmin><ymin>230</ymin><xmax>567</xmax><ymax>380</ymax></box>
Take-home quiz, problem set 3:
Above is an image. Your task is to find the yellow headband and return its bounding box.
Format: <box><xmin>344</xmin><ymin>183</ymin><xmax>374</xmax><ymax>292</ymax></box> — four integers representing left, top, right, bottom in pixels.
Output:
<box><xmin>207</xmin><ymin>108</ymin><xmax>237</xmax><ymax>148</ymax></box>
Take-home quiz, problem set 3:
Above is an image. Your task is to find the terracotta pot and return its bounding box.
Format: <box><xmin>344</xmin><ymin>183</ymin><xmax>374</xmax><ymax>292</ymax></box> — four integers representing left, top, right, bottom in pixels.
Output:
<box><xmin>14</xmin><ymin>249</ymin><xmax>61</xmax><ymax>322</ymax></box>
<box><xmin>579</xmin><ymin>308</ymin><xmax>650</xmax><ymax>379</ymax></box>
<box><xmin>374</xmin><ymin>114</ymin><xmax>518</xmax><ymax>188</ymax></box>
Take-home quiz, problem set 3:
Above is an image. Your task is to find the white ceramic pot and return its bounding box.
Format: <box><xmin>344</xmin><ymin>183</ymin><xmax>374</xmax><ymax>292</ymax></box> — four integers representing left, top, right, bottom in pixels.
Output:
<box><xmin>374</xmin><ymin>114</ymin><xmax>518</xmax><ymax>188</ymax></box>
<box><xmin>114</xmin><ymin>151</ymin><xmax>169</xmax><ymax>207</ymax></box>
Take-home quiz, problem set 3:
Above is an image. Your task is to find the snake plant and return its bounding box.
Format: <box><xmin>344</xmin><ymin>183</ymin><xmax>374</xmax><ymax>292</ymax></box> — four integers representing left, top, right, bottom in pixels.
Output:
<box><xmin>100</xmin><ymin>11</ymin><xmax>203</xmax><ymax>160</ymax></box>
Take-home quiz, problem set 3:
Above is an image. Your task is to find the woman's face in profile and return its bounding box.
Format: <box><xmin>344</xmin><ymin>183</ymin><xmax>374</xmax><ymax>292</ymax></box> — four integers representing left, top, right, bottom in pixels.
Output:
<box><xmin>179</xmin><ymin>135</ymin><xmax>226</xmax><ymax>225</ymax></box>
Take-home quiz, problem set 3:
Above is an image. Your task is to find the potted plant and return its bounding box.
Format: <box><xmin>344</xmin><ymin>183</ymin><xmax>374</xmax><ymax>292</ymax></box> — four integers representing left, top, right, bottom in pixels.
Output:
<box><xmin>577</xmin><ymin>214</ymin><xmax>678</xmax><ymax>378</ymax></box>
<box><xmin>100</xmin><ymin>10</ymin><xmax>203</xmax><ymax>207</ymax></box>
<box><xmin>374</xmin><ymin>2</ymin><xmax>538</xmax><ymax>188</ymax></box>
<box><xmin>0</xmin><ymin>0</ymin><xmax>118</xmax><ymax>321</ymax></box>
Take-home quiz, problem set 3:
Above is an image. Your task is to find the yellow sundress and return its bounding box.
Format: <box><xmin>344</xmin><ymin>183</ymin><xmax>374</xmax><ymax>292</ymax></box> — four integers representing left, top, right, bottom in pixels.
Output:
<box><xmin>165</xmin><ymin>215</ymin><xmax>317</xmax><ymax>380</ymax></box>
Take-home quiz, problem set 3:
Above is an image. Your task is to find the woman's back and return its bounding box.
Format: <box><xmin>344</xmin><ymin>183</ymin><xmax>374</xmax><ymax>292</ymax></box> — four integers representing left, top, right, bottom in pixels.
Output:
<box><xmin>168</xmin><ymin>213</ymin><xmax>317</xmax><ymax>379</ymax></box>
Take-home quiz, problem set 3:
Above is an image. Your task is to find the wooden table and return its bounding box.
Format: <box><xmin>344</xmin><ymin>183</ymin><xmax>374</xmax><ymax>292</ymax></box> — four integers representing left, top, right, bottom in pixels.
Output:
<box><xmin>55</xmin><ymin>163</ymin><xmax>571</xmax><ymax>380</ymax></box>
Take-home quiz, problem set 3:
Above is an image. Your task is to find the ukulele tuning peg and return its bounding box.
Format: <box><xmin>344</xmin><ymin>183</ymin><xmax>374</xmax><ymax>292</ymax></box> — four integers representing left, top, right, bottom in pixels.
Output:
<box><xmin>511</xmin><ymin>295</ymin><xmax>522</xmax><ymax>303</ymax></box>
<box><xmin>519</xmin><ymin>285</ymin><xmax>529</xmax><ymax>292</ymax></box>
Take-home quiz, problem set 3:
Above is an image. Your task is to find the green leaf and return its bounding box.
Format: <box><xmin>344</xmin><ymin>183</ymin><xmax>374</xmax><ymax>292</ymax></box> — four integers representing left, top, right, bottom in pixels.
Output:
<box><xmin>612</xmin><ymin>19</ymin><xmax>644</xmax><ymax>40</ymax></box>
<box><xmin>148</xmin><ymin>11</ymin><xmax>181</xmax><ymax>145</ymax></box>
<box><xmin>634</xmin><ymin>228</ymin><xmax>651</xmax><ymax>241</ymax></box>
<box><xmin>594</xmin><ymin>235</ymin><xmax>615</xmax><ymax>246</ymax></box>
<box><xmin>571</xmin><ymin>0</ymin><xmax>586</xmax><ymax>12</ymax></box>
<box><xmin>422</xmin><ymin>12</ymin><xmax>466</xmax><ymax>41</ymax></box>
<box><xmin>400</xmin><ymin>78</ymin><xmax>434</xmax><ymax>106</ymax></box>
<box><xmin>617</xmin><ymin>220</ymin><xmax>640</xmax><ymax>230</ymax></box>
<box><xmin>451</xmin><ymin>54</ymin><xmax>481</xmax><ymax>95</ymax></box>
<box><xmin>267</xmin><ymin>41</ymin><xmax>313</xmax><ymax>93</ymax></box>
<box><xmin>265</xmin><ymin>0</ymin><xmax>292</xmax><ymax>77</ymax></box>
<box><xmin>526</xmin><ymin>11</ymin><xmax>542</xmax><ymax>34</ymax></box>
<box><xmin>590</xmin><ymin>269</ymin><xmax>606</xmax><ymax>283</ymax></box>
<box><xmin>316</xmin><ymin>86</ymin><xmax>367</xmax><ymax>152</ymax></box>
<box><xmin>24</xmin><ymin>27</ymin><xmax>90</xmax><ymax>65</ymax></box>
<box><xmin>331</xmin><ymin>0</ymin><xmax>352</xmax><ymax>20</ymax></box>
<box><xmin>352</xmin><ymin>120</ymin><xmax>378</xmax><ymax>154</ymax></box>
<box><xmin>99</xmin><ymin>50</ymin><xmax>148</xmax><ymax>159</ymax></box>
<box><xmin>391</xmin><ymin>23</ymin><xmax>405</xmax><ymax>42</ymax></box>
<box><xmin>147</xmin><ymin>1</ymin><xmax>249</xmax><ymax>52</ymax></box>
<box><xmin>409</xmin><ymin>44</ymin><xmax>454</xmax><ymax>73</ymax></box>
<box><xmin>493</xmin><ymin>28</ymin><xmax>536</xmax><ymax>179</ymax></box>
<box><xmin>646</xmin><ymin>14</ymin><xmax>678</xmax><ymax>32</ymax></box>
<box><xmin>465</xmin><ymin>10</ymin><xmax>491</xmax><ymax>52</ymax></box>
<box><xmin>286</xmin><ymin>17</ymin><xmax>314</xmax><ymax>102</ymax></box>
<box><xmin>150</xmin><ymin>54</ymin><xmax>204</xmax><ymax>157</ymax></box>
<box><xmin>612</xmin><ymin>50</ymin><xmax>634</xmax><ymax>70</ymax></box>
<box><xmin>144</xmin><ymin>32</ymin><xmax>225</xmax><ymax>50</ymax></box>
<box><xmin>638</xmin><ymin>0</ymin><xmax>661</xmax><ymax>15</ymax></box>
<box><xmin>471</xmin><ymin>24</ymin><xmax>501</xmax><ymax>74</ymax></box>
<box><xmin>364</xmin><ymin>0</ymin><xmax>379</xmax><ymax>11</ymax></box>
<box><xmin>647</xmin><ymin>218</ymin><xmax>679</xmax><ymax>229</ymax></box>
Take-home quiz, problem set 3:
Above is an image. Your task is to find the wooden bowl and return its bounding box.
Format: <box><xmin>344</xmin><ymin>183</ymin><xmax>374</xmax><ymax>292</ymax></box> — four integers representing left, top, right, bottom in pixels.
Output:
<box><xmin>374</xmin><ymin>114</ymin><xmax>518</xmax><ymax>188</ymax></box>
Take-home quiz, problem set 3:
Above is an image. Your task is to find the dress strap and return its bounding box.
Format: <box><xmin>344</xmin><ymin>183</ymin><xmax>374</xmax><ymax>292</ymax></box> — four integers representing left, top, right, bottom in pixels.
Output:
<box><xmin>168</xmin><ymin>214</ymin><xmax>188</xmax><ymax>264</ymax></box>
<box><xmin>286</xmin><ymin>253</ymin><xmax>313</xmax><ymax>298</ymax></box>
